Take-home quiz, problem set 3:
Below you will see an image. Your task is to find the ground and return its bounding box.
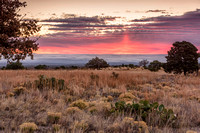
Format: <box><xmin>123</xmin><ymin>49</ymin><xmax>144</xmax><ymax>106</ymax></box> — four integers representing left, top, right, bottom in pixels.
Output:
<box><xmin>0</xmin><ymin>69</ymin><xmax>200</xmax><ymax>133</ymax></box>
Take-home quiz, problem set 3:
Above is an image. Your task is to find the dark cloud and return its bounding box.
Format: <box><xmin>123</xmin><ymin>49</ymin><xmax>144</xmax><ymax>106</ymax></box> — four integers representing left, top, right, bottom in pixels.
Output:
<box><xmin>146</xmin><ymin>9</ymin><xmax>167</xmax><ymax>14</ymax></box>
<box><xmin>129</xmin><ymin>9</ymin><xmax>200</xmax><ymax>45</ymax></box>
<box><xmin>38</xmin><ymin>31</ymin><xmax>124</xmax><ymax>47</ymax></box>
<box><xmin>42</xmin><ymin>15</ymin><xmax>117</xmax><ymax>24</ymax></box>
<box><xmin>132</xmin><ymin>9</ymin><xmax>200</xmax><ymax>22</ymax></box>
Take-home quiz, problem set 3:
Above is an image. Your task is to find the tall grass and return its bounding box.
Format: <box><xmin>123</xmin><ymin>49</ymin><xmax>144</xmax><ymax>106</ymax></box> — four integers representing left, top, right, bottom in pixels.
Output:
<box><xmin>0</xmin><ymin>69</ymin><xmax>200</xmax><ymax>132</ymax></box>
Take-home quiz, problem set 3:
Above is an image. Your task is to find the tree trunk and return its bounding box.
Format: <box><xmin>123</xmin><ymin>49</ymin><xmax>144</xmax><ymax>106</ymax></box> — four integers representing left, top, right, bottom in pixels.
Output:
<box><xmin>184</xmin><ymin>70</ymin><xmax>186</xmax><ymax>76</ymax></box>
<box><xmin>196</xmin><ymin>69</ymin><xmax>199</xmax><ymax>76</ymax></box>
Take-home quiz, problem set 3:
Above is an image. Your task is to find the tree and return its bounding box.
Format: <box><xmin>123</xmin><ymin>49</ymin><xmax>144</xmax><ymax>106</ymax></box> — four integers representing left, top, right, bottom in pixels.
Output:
<box><xmin>0</xmin><ymin>0</ymin><xmax>40</xmax><ymax>63</ymax></box>
<box><xmin>5</xmin><ymin>62</ymin><xmax>25</xmax><ymax>70</ymax></box>
<box><xmin>148</xmin><ymin>60</ymin><xmax>162</xmax><ymax>72</ymax></box>
<box><xmin>85</xmin><ymin>57</ymin><xmax>109</xmax><ymax>69</ymax></box>
<box><xmin>165</xmin><ymin>41</ymin><xmax>199</xmax><ymax>76</ymax></box>
<box><xmin>139</xmin><ymin>59</ymin><xmax>149</xmax><ymax>68</ymax></box>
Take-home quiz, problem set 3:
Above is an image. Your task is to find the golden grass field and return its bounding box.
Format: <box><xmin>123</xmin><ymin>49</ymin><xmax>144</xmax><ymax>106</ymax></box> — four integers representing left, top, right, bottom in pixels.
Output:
<box><xmin>0</xmin><ymin>69</ymin><xmax>200</xmax><ymax>133</ymax></box>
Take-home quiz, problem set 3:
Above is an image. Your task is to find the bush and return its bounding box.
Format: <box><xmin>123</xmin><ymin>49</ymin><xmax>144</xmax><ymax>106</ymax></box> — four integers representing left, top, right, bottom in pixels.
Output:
<box><xmin>34</xmin><ymin>64</ymin><xmax>48</xmax><ymax>70</ymax></box>
<box><xmin>111</xmin><ymin>72</ymin><xmax>119</xmax><ymax>79</ymax></box>
<box><xmin>118</xmin><ymin>92</ymin><xmax>137</xmax><ymax>102</ymax></box>
<box><xmin>66</xmin><ymin>107</ymin><xmax>83</xmax><ymax>115</ymax></box>
<box><xmin>34</xmin><ymin>75</ymin><xmax>65</xmax><ymax>91</ymax></box>
<box><xmin>110</xmin><ymin>100</ymin><xmax>177</xmax><ymax>127</ymax></box>
<box><xmin>47</xmin><ymin>112</ymin><xmax>62</xmax><ymax>124</ymax></box>
<box><xmin>69</xmin><ymin>100</ymin><xmax>89</xmax><ymax>110</ymax></box>
<box><xmin>5</xmin><ymin>62</ymin><xmax>25</xmax><ymax>70</ymax></box>
<box><xmin>19</xmin><ymin>122</ymin><xmax>38</xmax><ymax>133</ymax></box>
<box><xmin>148</xmin><ymin>60</ymin><xmax>162</xmax><ymax>72</ymax></box>
<box><xmin>13</xmin><ymin>86</ymin><xmax>27</xmax><ymax>96</ymax></box>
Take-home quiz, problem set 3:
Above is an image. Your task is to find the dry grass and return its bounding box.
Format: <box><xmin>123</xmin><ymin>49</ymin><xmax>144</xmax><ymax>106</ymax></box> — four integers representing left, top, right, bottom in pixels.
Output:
<box><xmin>0</xmin><ymin>69</ymin><xmax>200</xmax><ymax>132</ymax></box>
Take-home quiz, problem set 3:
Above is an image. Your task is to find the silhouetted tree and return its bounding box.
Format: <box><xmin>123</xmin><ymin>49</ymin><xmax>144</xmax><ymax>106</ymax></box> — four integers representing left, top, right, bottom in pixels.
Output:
<box><xmin>165</xmin><ymin>41</ymin><xmax>199</xmax><ymax>76</ymax></box>
<box><xmin>139</xmin><ymin>59</ymin><xmax>149</xmax><ymax>68</ymax></box>
<box><xmin>5</xmin><ymin>62</ymin><xmax>25</xmax><ymax>70</ymax></box>
<box><xmin>0</xmin><ymin>0</ymin><xmax>40</xmax><ymax>63</ymax></box>
<box><xmin>85</xmin><ymin>57</ymin><xmax>109</xmax><ymax>69</ymax></box>
<box><xmin>148</xmin><ymin>60</ymin><xmax>162</xmax><ymax>72</ymax></box>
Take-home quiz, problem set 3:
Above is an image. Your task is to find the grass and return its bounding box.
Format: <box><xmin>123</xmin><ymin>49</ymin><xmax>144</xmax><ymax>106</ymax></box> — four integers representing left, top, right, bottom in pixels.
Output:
<box><xmin>0</xmin><ymin>69</ymin><xmax>200</xmax><ymax>132</ymax></box>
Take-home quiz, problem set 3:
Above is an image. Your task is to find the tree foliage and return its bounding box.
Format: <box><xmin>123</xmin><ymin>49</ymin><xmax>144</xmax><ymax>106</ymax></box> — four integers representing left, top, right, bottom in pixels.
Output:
<box><xmin>85</xmin><ymin>57</ymin><xmax>109</xmax><ymax>69</ymax></box>
<box><xmin>148</xmin><ymin>60</ymin><xmax>162</xmax><ymax>72</ymax></box>
<box><xmin>0</xmin><ymin>0</ymin><xmax>40</xmax><ymax>63</ymax></box>
<box><xmin>165</xmin><ymin>41</ymin><xmax>199</xmax><ymax>75</ymax></box>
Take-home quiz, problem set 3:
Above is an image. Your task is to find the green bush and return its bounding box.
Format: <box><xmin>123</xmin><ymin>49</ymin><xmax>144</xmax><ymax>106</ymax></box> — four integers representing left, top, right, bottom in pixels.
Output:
<box><xmin>148</xmin><ymin>60</ymin><xmax>162</xmax><ymax>72</ymax></box>
<box><xmin>5</xmin><ymin>62</ymin><xmax>25</xmax><ymax>70</ymax></box>
<box><xmin>110</xmin><ymin>100</ymin><xmax>177</xmax><ymax>127</ymax></box>
<box><xmin>34</xmin><ymin>64</ymin><xmax>48</xmax><ymax>70</ymax></box>
<box><xmin>35</xmin><ymin>75</ymin><xmax>65</xmax><ymax>91</ymax></box>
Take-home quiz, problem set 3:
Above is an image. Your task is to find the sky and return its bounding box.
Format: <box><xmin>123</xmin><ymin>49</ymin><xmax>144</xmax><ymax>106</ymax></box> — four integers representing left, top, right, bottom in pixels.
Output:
<box><xmin>20</xmin><ymin>0</ymin><xmax>200</xmax><ymax>54</ymax></box>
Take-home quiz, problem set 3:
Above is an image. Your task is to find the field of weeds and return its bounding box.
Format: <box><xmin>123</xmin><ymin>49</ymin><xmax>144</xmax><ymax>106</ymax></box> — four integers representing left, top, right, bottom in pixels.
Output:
<box><xmin>0</xmin><ymin>69</ymin><xmax>200</xmax><ymax>133</ymax></box>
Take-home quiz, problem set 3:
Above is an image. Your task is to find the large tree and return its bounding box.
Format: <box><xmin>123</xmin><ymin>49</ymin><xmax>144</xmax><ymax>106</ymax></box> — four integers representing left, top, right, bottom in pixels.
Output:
<box><xmin>0</xmin><ymin>0</ymin><xmax>40</xmax><ymax>63</ymax></box>
<box><xmin>165</xmin><ymin>41</ymin><xmax>199</xmax><ymax>76</ymax></box>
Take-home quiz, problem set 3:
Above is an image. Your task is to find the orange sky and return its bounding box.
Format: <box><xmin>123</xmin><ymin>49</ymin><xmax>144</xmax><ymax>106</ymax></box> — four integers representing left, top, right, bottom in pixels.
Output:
<box><xmin>37</xmin><ymin>34</ymin><xmax>170</xmax><ymax>54</ymax></box>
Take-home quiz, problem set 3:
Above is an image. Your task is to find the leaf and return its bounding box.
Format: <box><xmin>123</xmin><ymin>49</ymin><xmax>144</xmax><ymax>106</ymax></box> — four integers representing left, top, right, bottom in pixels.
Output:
<box><xmin>159</xmin><ymin>104</ymin><xmax>164</xmax><ymax>112</ymax></box>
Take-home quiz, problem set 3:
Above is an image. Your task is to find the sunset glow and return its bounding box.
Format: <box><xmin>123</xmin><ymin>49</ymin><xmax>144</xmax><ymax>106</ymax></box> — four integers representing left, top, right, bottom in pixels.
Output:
<box><xmin>20</xmin><ymin>0</ymin><xmax>200</xmax><ymax>54</ymax></box>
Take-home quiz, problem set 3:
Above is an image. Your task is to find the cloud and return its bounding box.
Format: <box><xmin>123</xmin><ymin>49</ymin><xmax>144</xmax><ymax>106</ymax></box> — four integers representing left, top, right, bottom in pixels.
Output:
<box><xmin>129</xmin><ymin>9</ymin><xmax>200</xmax><ymax>45</ymax></box>
<box><xmin>146</xmin><ymin>9</ymin><xmax>167</xmax><ymax>14</ymax></box>
<box><xmin>42</xmin><ymin>14</ymin><xmax>117</xmax><ymax>24</ymax></box>
<box><xmin>37</xmin><ymin>9</ymin><xmax>200</xmax><ymax>54</ymax></box>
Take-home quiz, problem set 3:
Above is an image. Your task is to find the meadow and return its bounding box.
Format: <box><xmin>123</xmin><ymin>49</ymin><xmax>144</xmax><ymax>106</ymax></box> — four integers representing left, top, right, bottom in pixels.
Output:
<box><xmin>0</xmin><ymin>68</ymin><xmax>200</xmax><ymax>133</ymax></box>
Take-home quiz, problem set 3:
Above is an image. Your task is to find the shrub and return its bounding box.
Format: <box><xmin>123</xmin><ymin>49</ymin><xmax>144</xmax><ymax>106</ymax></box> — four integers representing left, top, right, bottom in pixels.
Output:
<box><xmin>47</xmin><ymin>112</ymin><xmax>62</xmax><ymax>124</ymax></box>
<box><xmin>34</xmin><ymin>64</ymin><xmax>48</xmax><ymax>70</ymax></box>
<box><xmin>66</xmin><ymin>107</ymin><xmax>83</xmax><ymax>115</ymax></box>
<box><xmin>90</xmin><ymin>73</ymin><xmax>99</xmax><ymax>81</ymax></box>
<box><xmin>13</xmin><ymin>86</ymin><xmax>27</xmax><ymax>96</ymax></box>
<box><xmin>110</xmin><ymin>100</ymin><xmax>177</xmax><ymax>127</ymax></box>
<box><xmin>111</xmin><ymin>72</ymin><xmax>119</xmax><ymax>79</ymax></box>
<box><xmin>52</xmin><ymin>124</ymin><xmax>61</xmax><ymax>132</ymax></box>
<box><xmin>118</xmin><ymin>92</ymin><xmax>137</xmax><ymax>102</ymax></box>
<box><xmin>5</xmin><ymin>62</ymin><xmax>25</xmax><ymax>70</ymax></box>
<box><xmin>19</xmin><ymin>122</ymin><xmax>38</xmax><ymax>133</ymax></box>
<box><xmin>110</xmin><ymin>89</ymin><xmax>122</xmax><ymax>97</ymax></box>
<box><xmin>74</xmin><ymin>120</ymin><xmax>89</xmax><ymax>131</ymax></box>
<box><xmin>128</xmin><ymin>64</ymin><xmax>135</xmax><ymax>68</ymax></box>
<box><xmin>69</xmin><ymin>100</ymin><xmax>89</xmax><ymax>110</ymax></box>
<box><xmin>148</xmin><ymin>60</ymin><xmax>162</xmax><ymax>72</ymax></box>
<box><xmin>34</xmin><ymin>75</ymin><xmax>65</xmax><ymax>91</ymax></box>
<box><xmin>107</xmin><ymin>96</ymin><xmax>114</xmax><ymax>102</ymax></box>
<box><xmin>122</xmin><ymin>117</ymin><xmax>149</xmax><ymax>133</ymax></box>
<box><xmin>107</xmin><ymin>123</ymin><xmax>121</xmax><ymax>132</ymax></box>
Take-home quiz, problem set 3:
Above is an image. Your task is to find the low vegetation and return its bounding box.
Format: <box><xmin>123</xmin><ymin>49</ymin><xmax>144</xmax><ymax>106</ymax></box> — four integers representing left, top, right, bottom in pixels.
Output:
<box><xmin>0</xmin><ymin>69</ymin><xmax>200</xmax><ymax>132</ymax></box>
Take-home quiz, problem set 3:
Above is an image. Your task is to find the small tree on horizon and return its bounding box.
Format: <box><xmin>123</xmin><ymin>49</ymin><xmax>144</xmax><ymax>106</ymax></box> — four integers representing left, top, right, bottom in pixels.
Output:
<box><xmin>165</xmin><ymin>41</ymin><xmax>199</xmax><ymax>76</ymax></box>
<box><xmin>85</xmin><ymin>57</ymin><xmax>109</xmax><ymax>69</ymax></box>
<box><xmin>139</xmin><ymin>59</ymin><xmax>149</xmax><ymax>68</ymax></box>
<box><xmin>0</xmin><ymin>0</ymin><xmax>40</xmax><ymax>64</ymax></box>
